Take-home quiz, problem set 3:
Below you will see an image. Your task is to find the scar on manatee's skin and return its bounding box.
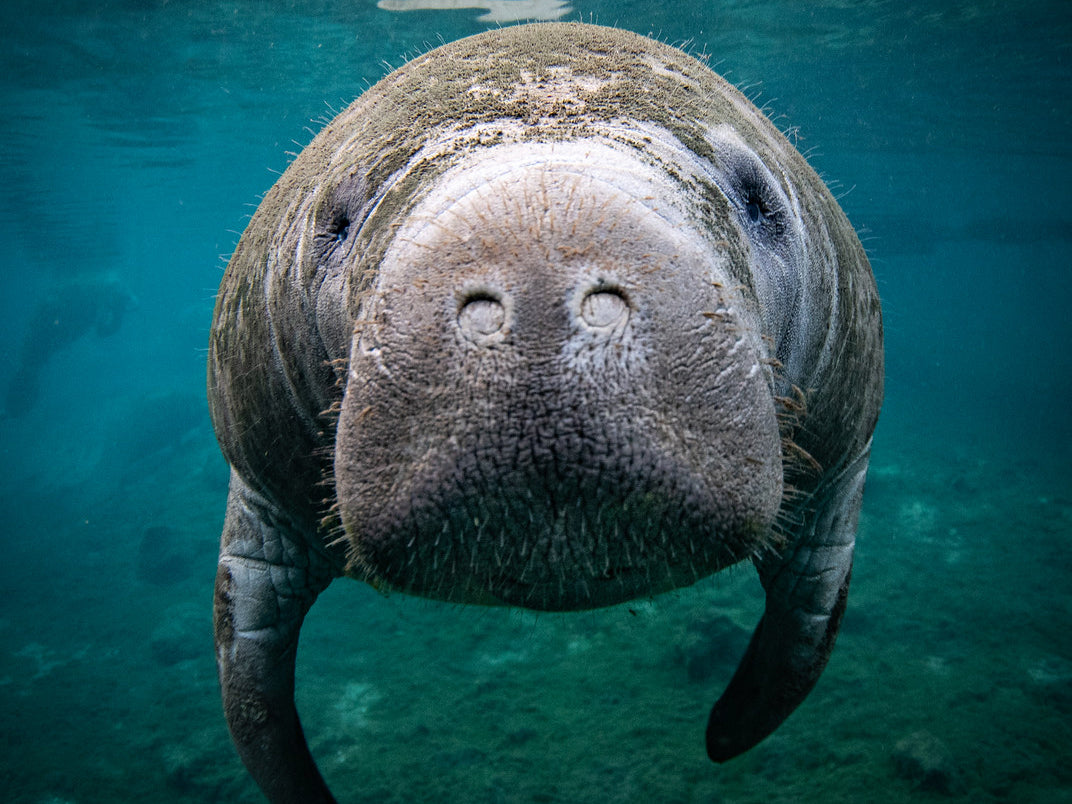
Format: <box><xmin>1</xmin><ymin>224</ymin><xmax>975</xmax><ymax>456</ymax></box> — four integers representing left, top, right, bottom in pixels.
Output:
<box><xmin>208</xmin><ymin>22</ymin><xmax>882</xmax><ymax>803</ymax></box>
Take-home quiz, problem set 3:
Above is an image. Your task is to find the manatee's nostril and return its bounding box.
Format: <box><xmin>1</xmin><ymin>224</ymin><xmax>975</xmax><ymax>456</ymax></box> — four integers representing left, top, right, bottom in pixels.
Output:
<box><xmin>458</xmin><ymin>295</ymin><xmax>505</xmax><ymax>339</ymax></box>
<box><xmin>581</xmin><ymin>289</ymin><xmax>629</xmax><ymax>329</ymax></box>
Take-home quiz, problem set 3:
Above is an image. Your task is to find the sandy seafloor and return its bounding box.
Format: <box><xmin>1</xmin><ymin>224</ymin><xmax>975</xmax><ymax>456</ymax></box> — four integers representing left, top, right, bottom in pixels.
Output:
<box><xmin>1</xmin><ymin>1</ymin><xmax>1070</xmax><ymax>802</ymax></box>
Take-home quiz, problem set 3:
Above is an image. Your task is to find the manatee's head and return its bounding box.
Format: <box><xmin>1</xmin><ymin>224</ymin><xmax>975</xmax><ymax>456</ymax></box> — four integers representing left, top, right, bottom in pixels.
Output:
<box><xmin>307</xmin><ymin>24</ymin><xmax>852</xmax><ymax>613</ymax></box>
<box><xmin>333</xmin><ymin>135</ymin><xmax>785</xmax><ymax>610</ymax></box>
<box><xmin>207</xmin><ymin>26</ymin><xmax>855</xmax><ymax>610</ymax></box>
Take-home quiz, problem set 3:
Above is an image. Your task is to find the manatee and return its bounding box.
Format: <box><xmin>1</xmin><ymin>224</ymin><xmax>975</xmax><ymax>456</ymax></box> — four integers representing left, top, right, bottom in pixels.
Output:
<box><xmin>208</xmin><ymin>22</ymin><xmax>883</xmax><ymax>803</ymax></box>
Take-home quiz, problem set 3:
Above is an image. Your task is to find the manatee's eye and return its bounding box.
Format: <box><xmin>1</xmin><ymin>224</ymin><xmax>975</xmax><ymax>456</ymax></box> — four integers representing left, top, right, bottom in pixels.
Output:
<box><xmin>334</xmin><ymin>215</ymin><xmax>351</xmax><ymax>241</ymax></box>
<box><xmin>745</xmin><ymin>196</ymin><xmax>765</xmax><ymax>224</ymax></box>
<box><xmin>331</xmin><ymin>215</ymin><xmax>351</xmax><ymax>242</ymax></box>
<box><xmin>733</xmin><ymin>158</ymin><xmax>786</xmax><ymax>238</ymax></box>
<box><xmin>315</xmin><ymin>174</ymin><xmax>370</xmax><ymax>253</ymax></box>
<box><xmin>316</xmin><ymin>208</ymin><xmax>353</xmax><ymax>252</ymax></box>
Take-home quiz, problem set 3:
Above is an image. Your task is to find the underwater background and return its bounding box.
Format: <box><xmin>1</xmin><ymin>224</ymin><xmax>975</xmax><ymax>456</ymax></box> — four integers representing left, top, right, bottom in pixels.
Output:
<box><xmin>1</xmin><ymin>0</ymin><xmax>1070</xmax><ymax>801</ymax></box>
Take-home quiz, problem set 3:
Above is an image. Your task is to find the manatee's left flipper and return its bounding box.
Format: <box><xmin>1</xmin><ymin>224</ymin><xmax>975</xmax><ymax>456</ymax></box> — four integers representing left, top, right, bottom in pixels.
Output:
<box><xmin>213</xmin><ymin>472</ymin><xmax>340</xmax><ymax>804</ymax></box>
<box><xmin>706</xmin><ymin>447</ymin><xmax>872</xmax><ymax>761</ymax></box>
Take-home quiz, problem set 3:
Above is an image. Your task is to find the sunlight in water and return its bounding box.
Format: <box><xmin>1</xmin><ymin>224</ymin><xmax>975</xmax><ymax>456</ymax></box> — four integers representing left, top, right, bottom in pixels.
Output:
<box><xmin>377</xmin><ymin>0</ymin><xmax>572</xmax><ymax>23</ymax></box>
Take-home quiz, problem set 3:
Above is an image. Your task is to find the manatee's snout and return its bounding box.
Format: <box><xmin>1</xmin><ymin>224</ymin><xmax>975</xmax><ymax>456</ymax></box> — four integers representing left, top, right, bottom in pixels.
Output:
<box><xmin>334</xmin><ymin>141</ymin><xmax>785</xmax><ymax>610</ymax></box>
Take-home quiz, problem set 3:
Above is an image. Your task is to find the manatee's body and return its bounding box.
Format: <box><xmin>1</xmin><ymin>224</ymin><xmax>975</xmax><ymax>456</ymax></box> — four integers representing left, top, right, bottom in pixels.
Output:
<box><xmin>208</xmin><ymin>22</ymin><xmax>883</xmax><ymax>803</ymax></box>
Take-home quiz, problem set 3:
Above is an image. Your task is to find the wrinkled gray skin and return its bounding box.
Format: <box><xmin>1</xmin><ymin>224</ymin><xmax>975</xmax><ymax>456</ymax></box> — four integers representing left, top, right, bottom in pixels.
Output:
<box><xmin>208</xmin><ymin>22</ymin><xmax>883</xmax><ymax>803</ymax></box>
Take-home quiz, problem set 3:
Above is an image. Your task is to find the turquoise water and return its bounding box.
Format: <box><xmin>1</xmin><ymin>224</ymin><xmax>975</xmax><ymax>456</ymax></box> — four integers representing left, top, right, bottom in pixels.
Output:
<box><xmin>1</xmin><ymin>1</ymin><xmax>1070</xmax><ymax>801</ymax></box>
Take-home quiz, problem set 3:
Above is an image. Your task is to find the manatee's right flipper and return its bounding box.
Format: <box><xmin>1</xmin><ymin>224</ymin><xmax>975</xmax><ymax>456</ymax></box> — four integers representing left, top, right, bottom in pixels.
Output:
<box><xmin>706</xmin><ymin>448</ymin><xmax>871</xmax><ymax>761</ymax></box>
<box><xmin>213</xmin><ymin>472</ymin><xmax>339</xmax><ymax>804</ymax></box>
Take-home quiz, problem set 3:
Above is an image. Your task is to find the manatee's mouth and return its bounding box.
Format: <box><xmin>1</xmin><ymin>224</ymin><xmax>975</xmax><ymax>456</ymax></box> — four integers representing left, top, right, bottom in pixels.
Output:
<box><xmin>341</xmin><ymin>436</ymin><xmax>775</xmax><ymax>611</ymax></box>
